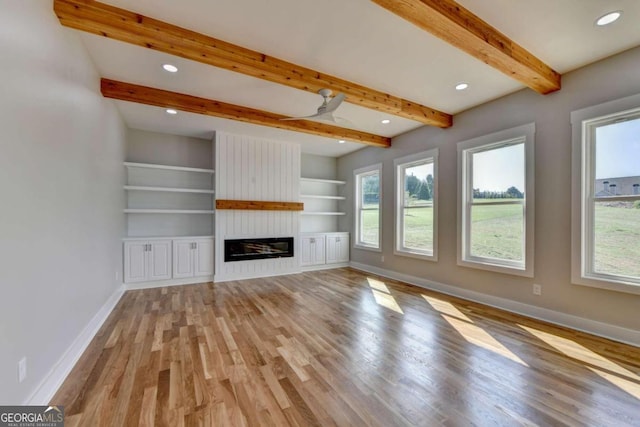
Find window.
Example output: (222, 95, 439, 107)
(394, 149, 438, 260)
(354, 163, 382, 251)
(458, 123, 535, 276)
(572, 96, 640, 293)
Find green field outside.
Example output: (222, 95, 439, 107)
(594, 203, 640, 277)
(362, 202, 640, 277)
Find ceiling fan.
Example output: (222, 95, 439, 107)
(281, 89, 348, 124)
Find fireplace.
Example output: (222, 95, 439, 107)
(224, 237, 294, 262)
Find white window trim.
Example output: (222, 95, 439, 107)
(354, 163, 382, 252)
(571, 93, 640, 295)
(457, 123, 535, 277)
(393, 149, 438, 261)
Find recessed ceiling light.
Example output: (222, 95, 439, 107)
(381, 119, 391, 124)
(596, 11, 622, 26)
(166, 109, 178, 115)
(455, 82, 469, 91)
(338, 140, 346, 144)
(162, 64, 178, 72)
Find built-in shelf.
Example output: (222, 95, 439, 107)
(300, 212, 346, 216)
(124, 162, 214, 174)
(124, 185, 215, 194)
(300, 194, 346, 200)
(300, 176, 346, 229)
(300, 177, 346, 185)
(124, 209, 215, 214)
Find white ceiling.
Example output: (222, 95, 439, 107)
(71, 0, 640, 157)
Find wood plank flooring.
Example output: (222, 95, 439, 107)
(52, 268, 640, 426)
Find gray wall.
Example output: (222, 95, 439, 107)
(301, 153, 337, 180)
(127, 129, 212, 169)
(338, 46, 640, 332)
(0, 2, 126, 403)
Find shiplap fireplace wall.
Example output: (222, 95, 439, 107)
(214, 132, 301, 281)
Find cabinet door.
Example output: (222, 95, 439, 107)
(124, 241, 147, 283)
(336, 234, 350, 263)
(149, 240, 172, 281)
(312, 235, 326, 265)
(301, 235, 325, 266)
(300, 236, 313, 266)
(173, 240, 194, 279)
(326, 234, 349, 264)
(193, 238, 214, 277)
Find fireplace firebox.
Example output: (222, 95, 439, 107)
(224, 237, 294, 262)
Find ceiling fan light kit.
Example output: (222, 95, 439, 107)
(281, 88, 347, 124)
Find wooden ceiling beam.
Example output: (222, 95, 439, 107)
(54, 0, 452, 128)
(371, 0, 561, 94)
(100, 79, 391, 148)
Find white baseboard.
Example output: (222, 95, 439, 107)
(214, 269, 301, 283)
(350, 262, 640, 347)
(24, 285, 125, 405)
(124, 275, 214, 290)
(301, 263, 349, 272)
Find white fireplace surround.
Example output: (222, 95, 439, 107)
(214, 133, 301, 282)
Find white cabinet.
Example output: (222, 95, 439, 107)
(124, 237, 213, 285)
(194, 239, 214, 276)
(301, 232, 349, 269)
(173, 238, 214, 279)
(301, 234, 326, 267)
(124, 240, 172, 283)
(326, 233, 349, 264)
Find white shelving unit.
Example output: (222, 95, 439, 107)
(124, 209, 216, 214)
(300, 212, 346, 216)
(124, 186, 215, 194)
(300, 175, 349, 270)
(300, 177, 346, 232)
(124, 162, 215, 237)
(123, 161, 216, 288)
(124, 162, 214, 174)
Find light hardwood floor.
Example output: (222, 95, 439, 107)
(52, 268, 640, 426)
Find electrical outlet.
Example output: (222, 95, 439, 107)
(18, 357, 27, 383)
(533, 283, 542, 296)
(115, 270, 119, 281)
(381, 255, 385, 262)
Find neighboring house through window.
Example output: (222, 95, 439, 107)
(572, 95, 640, 294)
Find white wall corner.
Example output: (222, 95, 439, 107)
(349, 262, 640, 348)
(24, 285, 125, 405)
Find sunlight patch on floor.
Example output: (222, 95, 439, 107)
(422, 295, 472, 322)
(588, 367, 640, 400)
(367, 278, 390, 293)
(519, 325, 640, 381)
(520, 324, 640, 399)
(444, 315, 528, 366)
(367, 278, 404, 314)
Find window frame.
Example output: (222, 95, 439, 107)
(457, 123, 535, 277)
(354, 163, 382, 252)
(571, 94, 640, 294)
(394, 149, 438, 261)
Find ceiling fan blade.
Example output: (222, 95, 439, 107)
(324, 92, 345, 113)
(279, 114, 318, 121)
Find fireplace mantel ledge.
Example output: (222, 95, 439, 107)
(216, 199, 304, 211)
